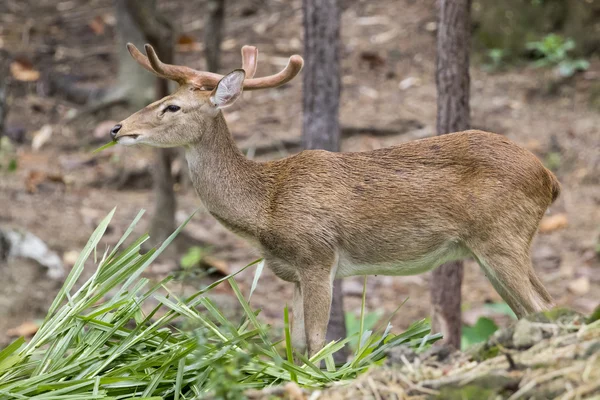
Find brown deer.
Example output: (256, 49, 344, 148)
(111, 43, 560, 357)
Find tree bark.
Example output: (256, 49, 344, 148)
(204, 0, 226, 73)
(124, 0, 178, 246)
(431, 0, 471, 349)
(302, 0, 347, 363)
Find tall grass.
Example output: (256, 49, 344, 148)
(0, 209, 441, 399)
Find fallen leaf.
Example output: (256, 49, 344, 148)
(32, 124, 53, 151)
(201, 256, 230, 276)
(539, 213, 568, 233)
(7, 321, 39, 337)
(88, 15, 105, 35)
(25, 170, 46, 193)
(360, 51, 386, 69)
(176, 34, 201, 52)
(177, 34, 195, 45)
(568, 276, 590, 295)
(25, 170, 65, 193)
(10, 59, 40, 82)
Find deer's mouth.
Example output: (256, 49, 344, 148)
(116, 134, 141, 146)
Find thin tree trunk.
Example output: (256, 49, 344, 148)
(204, 0, 225, 73)
(302, 0, 347, 363)
(124, 0, 178, 246)
(431, 0, 471, 349)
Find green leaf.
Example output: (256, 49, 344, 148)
(461, 317, 499, 350)
(92, 141, 117, 154)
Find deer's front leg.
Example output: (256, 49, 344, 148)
(291, 282, 306, 353)
(300, 270, 334, 357)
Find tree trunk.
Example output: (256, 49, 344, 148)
(124, 0, 178, 246)
(302, 0, 347, 363)
(431, 0, 471, 349)
(204, 0, 226, 73)
(0, 50, 9, 141)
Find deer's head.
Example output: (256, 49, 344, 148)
(111, 44, 303, 147)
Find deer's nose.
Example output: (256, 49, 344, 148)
(110, 124, 122, 140)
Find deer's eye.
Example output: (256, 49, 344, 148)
(165, 105, 181, 112)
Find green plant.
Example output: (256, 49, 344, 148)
(461, 317, 499, 350)
(0, 136, 18, 172)
(345, 311, 382, 352)
(526, 34, 589, 77)
(180, 246, 205, 269)
(483, 48, 506, 71)
(0, 209, 441, 399)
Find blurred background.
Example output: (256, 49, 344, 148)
(0, 0, 598, 347)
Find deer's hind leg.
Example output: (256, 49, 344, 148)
(469, 241, 554, 318)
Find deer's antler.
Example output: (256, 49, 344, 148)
(126, 43, 303, 90)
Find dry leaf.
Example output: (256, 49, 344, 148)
(177, 34, 195, 45)
(539, 214, 569, 233)
(568, 276, 590, 295)
(32, 124, 53, 151)
(10, 60, 40, 82)
(26, 170, 46, 193)
(25, 170, 65, 193)
(201, 256, 230, 276)
(88, 15, 105, 35)
(7, 321, 39, 337)
(176, 34, 201, 52)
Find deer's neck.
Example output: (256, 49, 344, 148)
(185, 113, 268, 241)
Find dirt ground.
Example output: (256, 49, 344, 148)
(0, 0, 599, 345)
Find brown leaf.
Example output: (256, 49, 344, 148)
(177, 34, 201, 52)
(7, 321, 39, 337)
(26, 170, 46, 193)
(539, 214, 568, 233)
(88, 15, 105, 35)
(10, 59, 40, 82)
(25, 170, 65, 193)
(177, 34, 195, 45)
(568, 276, 590, 295)
(201, 256, 230, 276)
(360, 51, 386, 69)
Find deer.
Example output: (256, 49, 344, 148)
(110, 43, 560, 357)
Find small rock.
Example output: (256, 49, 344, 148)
(398, 77, 421, 91)
(539, 214, 568, 233)
(31, 125, 53, 151)
(568, 276, 590, 295)
(283, 382, 304, 400)
(0, 228, 64, 279)
(63, 250, 79, 267)
(512, 319, 543, 349)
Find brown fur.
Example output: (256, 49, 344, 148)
(114, 51, 559, 357)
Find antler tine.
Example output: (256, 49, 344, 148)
(127, 43, 160, 75)
(241, 45, 258, 79)
(143, 44, 224, 88)
(242, 54, 304, 90)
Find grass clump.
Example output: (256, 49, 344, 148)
(0, 209, 441, 399)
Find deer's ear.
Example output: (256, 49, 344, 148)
(210, 69, 245, 108)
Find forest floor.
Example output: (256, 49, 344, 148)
(0, 0, 599, 355)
